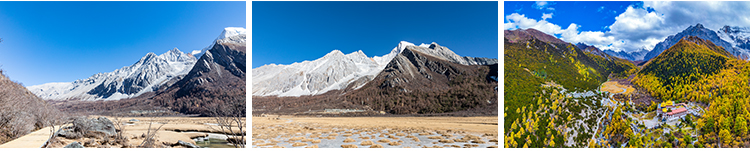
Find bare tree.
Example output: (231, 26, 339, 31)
(139, 117, 166, 148)
(110, 114, 128, 145)
(41, 118, 70, 148)
(208, 91, 246, 148)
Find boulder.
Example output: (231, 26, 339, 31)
(63, 142, 84, 148)
(59, 117, 116, 139)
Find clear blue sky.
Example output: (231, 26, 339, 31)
(252, 1, 498, 68)
(0, 1, 245, 86)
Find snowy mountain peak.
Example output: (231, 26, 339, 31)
(324, 50, 345, 57)
(690, 23, 704, 29)
(218, 27, 246, 40)
(159, 48, 195, 63)
(346, 50, 367, 58)
(168, 47, 180, 54)
(418, 43, 431, 48)
(397, 41, 416, 52)
(140, 52, 158, 62)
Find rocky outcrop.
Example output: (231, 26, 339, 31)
(58, 117, 116, 139)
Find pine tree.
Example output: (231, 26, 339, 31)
(734, 116, 747, 136)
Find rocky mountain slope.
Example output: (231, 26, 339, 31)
(252, 41, 497, 97)
(151, 27, 246, 116)
(344, 45, 498, 114)
(0, 70, 60, 144)
(27, 48, 197, 101)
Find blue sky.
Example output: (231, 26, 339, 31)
(504, 1, 750, 53)
(252, 1, 498, 68)
(0, 1, 245, 86)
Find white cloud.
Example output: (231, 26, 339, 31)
(505, 13, 615, 48)
(534, 1, 548, 9)
(541, 13, 553, 20)
(597, 6, 605, 12)
(506, 1, 750, 53)
(533, 1, 555, 11)
(504, 13, 568, 36)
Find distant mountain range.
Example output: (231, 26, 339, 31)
(603, 48, 649, 62)
(594, 23, 750, 62)
(252, 41, 498, 115)
(27, 28, 245, 102)
(28, 49, 197, 101)
(252, 41, 497, 97)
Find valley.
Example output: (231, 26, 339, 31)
(0, 27, 247, 148)
(505, 25, 750, 148)
(252, 41, 499, 148)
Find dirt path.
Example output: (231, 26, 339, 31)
(0, 126, 56, 148)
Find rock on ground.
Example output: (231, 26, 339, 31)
(64, 142, 84, 148)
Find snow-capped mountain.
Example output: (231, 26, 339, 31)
(252, 49, 386, 97)
(252, 41, 498, 97)
(152, 27, 246, 115)
(603, 48, 649, 61)
(190, 27, 246, 59)
(645, 23, 750, 61)
(717, 25, 750, 60)
(28, 48, 197, 101)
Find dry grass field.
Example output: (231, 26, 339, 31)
(601, 81, 635, 95)
(252, 115, 498, 148)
